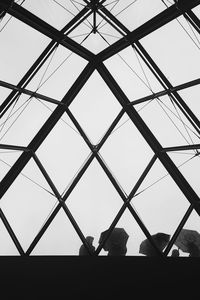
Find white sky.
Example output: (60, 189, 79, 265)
(0, 0, 199, 256)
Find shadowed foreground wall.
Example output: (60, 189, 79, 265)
(0, 256, 199, 298)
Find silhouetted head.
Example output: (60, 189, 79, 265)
(86, 236, 94, 245)
(171, 249, 179, 257)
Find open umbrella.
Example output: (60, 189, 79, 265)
(174, 229, 200, 254)
(139, 232, 170, 256)
(99, 228, 129, 252)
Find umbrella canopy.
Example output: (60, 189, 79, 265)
(139, 233, 170, 256)
(174, 229, 200, 254)
(99, 228, 129, 251)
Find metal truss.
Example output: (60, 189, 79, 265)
(0, 0, 200, 256)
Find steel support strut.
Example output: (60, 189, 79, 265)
(97, 62, 200, 216)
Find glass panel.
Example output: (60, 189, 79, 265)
(178, 85, 200, 121)
(32, 208, 82, 255)
(67, 159, 123, 255)
(70, 70, 121, 144)
(26, 45, 87, 99)
(105, 46, 164, 101)
(22, 0, 78, 30)
(0, 150, 21, 181)
(0, 18, 50, 85)
(169, 151, 200, 198)
(0, 94, 54, 146)
(0, 218, 19, 255)
(100, 113, 154, 194)
(0, 158, 57, 251)
(138, 94, 200, 147)
(105, 0, 172, 31)
(141, 19, 200, 86)
(0, 87, 11, 105)
(36, 114, 91, 193)
(133, 159, 190, 240)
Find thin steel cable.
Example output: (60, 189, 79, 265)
(0, 95, 31, 128)
(98, 31, 120, 39)
(133, 153, 198, 199)
(184, 14, 200, 46)
(97, 0, 120, 30)
(155, 98, 192, 146)
(98, 0, 137, 31)
(0, 94, 19, 136)
(132, 45, 153, 91)
(52, 0, 76, 17)
(104, 0, 119, 8)
(36, 45, 59, 91)
(168, 95, 197, 150)
(61, 152, 92, 197)
(153, 96, 199, 139)
(35, 98, 80, 136)
(162, 0, 200, 50)
(0, 158, 55, 196)
(0, 0, 26, 33)
(0, 97, 33, 142)
(69, 0, 93, 29)
(36, 30, 93, 91)
(71, 0, 85, 7)
(111, 99, 154, 135)
(98, 31, 151, 89)
(98, 152, 128, 197)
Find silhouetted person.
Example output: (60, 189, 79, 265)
(79, 236, 95, 256)
(187, 242, 200, 257)
(171, 249, 180, 257)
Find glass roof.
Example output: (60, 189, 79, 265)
(0, 0, 200, 257)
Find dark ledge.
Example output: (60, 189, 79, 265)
(0, 256, 198, 298)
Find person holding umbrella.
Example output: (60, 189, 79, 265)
(139, 232, 170, 256)
(99, 228, 129, 256)
(175, 229, 200, 257)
